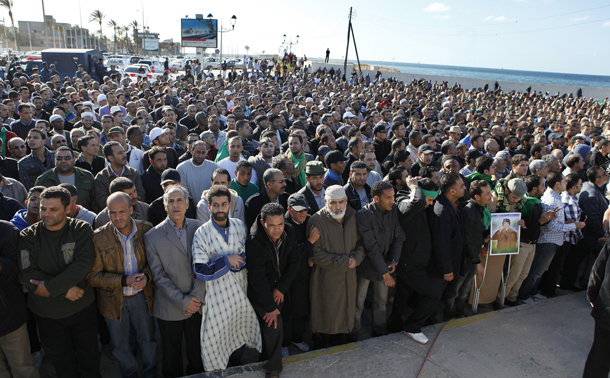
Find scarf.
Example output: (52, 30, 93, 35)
(0, 127, 6, 156)
(288, 150, 307, 187)
(466, 171, 493, 186)
(483, 206, 492, 230)
(494, 180, 526, 213)
(521, 193, 541, 217)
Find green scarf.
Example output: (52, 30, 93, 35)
(521, 193, 541, 216)
(466, 171, 493, 186)
(288, 151, 307, 187)
(214, 139, 230, 163)
(494, 180, 526, 213)
(483, 206, 492, 230)
(0, 127, 6, 156)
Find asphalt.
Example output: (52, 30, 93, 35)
(189, 291, 594, 378)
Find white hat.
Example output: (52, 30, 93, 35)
(224, 90, 232, 96)
(83, 101, 94, 108)
(110, 106, 122, 114)
(325, 185, 347, 201)
(343, 112, 355, 119)
(50, 114, 63, 123)
(97, 94, 107, 102)
(305, 97, 314, 103)
(149, 127, 169, 142)
(399, 98, 407, 104)
(81, 112, 95, 119)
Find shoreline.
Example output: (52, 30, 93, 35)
(310, 61, 610, 99)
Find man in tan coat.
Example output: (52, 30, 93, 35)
(308, 185, 365, 347)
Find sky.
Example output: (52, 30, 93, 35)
(3, 0, 610, 75)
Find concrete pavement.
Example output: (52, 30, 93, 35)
(191, 292, 593, 378)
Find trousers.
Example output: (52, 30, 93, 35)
(354, 276, 389, 334)
(0, 323, 39, 378)
(156, 313, 203, 378)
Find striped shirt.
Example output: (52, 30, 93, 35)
(538, 188, 576, 246)
(115, 219, 140, 296)
(562, 191, 583, 245)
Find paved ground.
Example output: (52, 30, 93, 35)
(190, 292, 593, 378)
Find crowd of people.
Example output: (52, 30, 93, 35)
(1, 55, 610, 378)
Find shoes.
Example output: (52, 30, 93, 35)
(517, 297, 534, 304)
(404, 331, 429, 345)
(371, 330, 388, 338)
(281, 347, 289, 357)
(292, 341, 310, 352)
(504, 298, 520, 307)
(532, 293, 547, 301)
(32, 349, 45, 368)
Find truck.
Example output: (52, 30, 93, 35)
(40, 48, 104, 79)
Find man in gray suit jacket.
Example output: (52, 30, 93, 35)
(144, 185, 205, 378)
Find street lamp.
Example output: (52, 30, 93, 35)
(281, 34, 299, 54)
(207, 14, 237, 65)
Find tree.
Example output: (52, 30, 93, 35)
(129, 20, 139, 54)
(107, 19, 118, 53)
(0, 0, 17, 51)
(120, 26, 129, 52)
(89, 10, 105, 48)
(244, 45, 250, 56)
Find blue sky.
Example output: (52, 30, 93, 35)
(5, 0, 610, 75)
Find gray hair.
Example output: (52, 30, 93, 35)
(263, 168, 283, 187)
(529, 159, 547, 174)
(542, 154, 558, 165)
(162, 184, 189, 206)
(484, 138, 496, 151)
(496, 150, 511, 162)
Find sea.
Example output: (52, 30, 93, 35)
(356, 60, 610, 89)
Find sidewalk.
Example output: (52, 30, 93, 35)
(192, 292, 593, 378)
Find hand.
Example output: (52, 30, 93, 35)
(444, 273, 454, 282)
(126, 273, 145, 286)
(406, 176, 419, 189)
(308, 258, 314, 268)
(272, 289, 284, 305)
(382, 273, 396, 287)
(348, 257, 356, 269)
(388, 261, 397, 274)
(227, 255, 245, 269)
(575, 221, 586, 230)
(476, 263, 485, 276)
(30, 279, 50, 297)
(184, 297, 202, 315)
(65, 286, 84, 301)
(479, 245, 489, 258)
(308, 226, 320, 244)
(517, 220, 526, 229)
(263, 309, 281, 329)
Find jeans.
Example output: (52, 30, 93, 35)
(518, 243, 559, 300)
(583, 322, 610, 378)
(354, 276, 389, 334)
(0, 323, 39, 378)
(388, 265, 441, 333)
(157, 313, 203, 378)
(36, 302, 101, 378)
(104, 293, 157, 378)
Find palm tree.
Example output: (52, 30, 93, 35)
(89, 10, 105, 47)
(120, 26, 129, 52)
(0, 0, 17, 51)
(107, 19, 118, 53)
(129, 20, 139, 54)
(244, 45, 250, 56)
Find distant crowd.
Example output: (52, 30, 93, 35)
(1, 54, 610, 378)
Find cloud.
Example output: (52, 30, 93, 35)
(432, 15, 451, 19)
(570, 16, 588, 22)
(423, 3, 451, 12)
(485, 15, 494, 21)
(485, 16, 508, 22)
(603, 21, 610, 28)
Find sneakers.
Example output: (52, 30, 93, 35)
(32, 349, 45, 368)
(404, 331, 429, 345)
(281, 347, 290, 357)
(532, 293, 547, 301)
(292, 341, 310, 352)
(517, 297, 534, 304)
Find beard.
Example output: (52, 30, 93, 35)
(212, 211, 227, 222)
(329, 207, 346, 220)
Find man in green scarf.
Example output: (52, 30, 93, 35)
(466, 155, 496, 187)
(287, 133, 307, 187)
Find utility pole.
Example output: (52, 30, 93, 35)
(41, 0, 48, 48)
(342, 7, 363, 81)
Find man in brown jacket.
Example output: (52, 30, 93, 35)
(86, 192, 157, 378)
(308, 185, 365, 347)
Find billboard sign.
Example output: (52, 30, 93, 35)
(143, 38, 159, 51)
(181, 18, 217, 48)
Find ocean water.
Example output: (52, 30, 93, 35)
(357, 60, 610, 89)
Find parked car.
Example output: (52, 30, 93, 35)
(203, 57, 219, 70)
(170, 58, 185, 73)
(137, 59, 165, 74)
(124, 64, 156, 83)
(105, 58, 130, 70)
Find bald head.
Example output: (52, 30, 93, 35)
(107, 191, 131, 208)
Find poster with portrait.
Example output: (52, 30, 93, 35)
(489, 213, 521, 255)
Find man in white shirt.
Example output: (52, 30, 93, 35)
(217, 137, 245, 180)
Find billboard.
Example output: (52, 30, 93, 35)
(181, 18, 217, 48)
(143, 38, 159, 51)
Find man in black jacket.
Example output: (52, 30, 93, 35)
(0, 220, 39, 377)
(584, 240, 610, 377)
(247, 203, 300, 378)
(244, 168, 289, 230)
(427, 172, 467, 322)
(298, 161, 325, 215)
(141, 146, 168, 204)
(387, 178, 441, 344)
(354, 181, 405, 338)
(344, 161, 372, 211)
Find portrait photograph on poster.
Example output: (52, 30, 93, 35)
(489, 212, 521, 255)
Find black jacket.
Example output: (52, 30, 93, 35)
(588, 240, 610, 330)
(0, 193, 24, 221)
(0, 221, 27, 338)
(74, 155, 106, 177)
(344, 179, 371, 212)
(298, 184, 322, 216)
(460, 200, 485, 268)
(356, 201, 405, 281)
(589, 149, 609, 169)
(579, 182, 609, 253)
(373, 138, 392, 163)
(141, 166, 164, 204)
(244, 189, 288, 231)
(246, 217, 300, 314)
(284, 176, 302, 196)
(0, 156, 18, 180)
(285, 212, 314, 318)
(147, 196, 197, 226)
(520, 199, 543, 243)
(427, 193, 465, 278)
(396, 187, 431, 268)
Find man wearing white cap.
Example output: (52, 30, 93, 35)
(224, 90, 234, 110)
(308, 185, 365, 346)
(49, 114, 70, 142)
(97, 94, 108, 109)
(142, 127, 179, 170)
